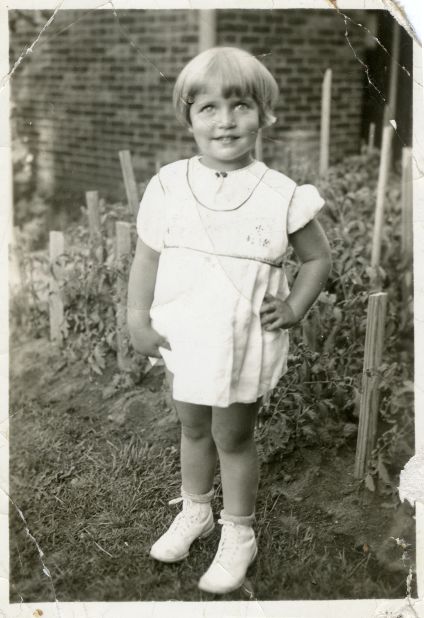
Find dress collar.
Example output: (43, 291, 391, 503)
(188, 156, 269, 212)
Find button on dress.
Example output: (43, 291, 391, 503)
(137, 156, 325, 407)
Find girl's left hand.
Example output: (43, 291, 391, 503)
(260, 294, 299, 331)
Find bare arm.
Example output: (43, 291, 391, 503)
(127, 238, 160, 321)
(260, 219, 332, 330)
(127, 238, 170, 356)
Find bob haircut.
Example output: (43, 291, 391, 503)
(173, 47, 279, 129)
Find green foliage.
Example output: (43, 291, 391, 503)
(11, 199, 142, 377)
(11, 147, 414, 484)
(257, 147, 414, 488)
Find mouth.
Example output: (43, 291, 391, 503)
(214, 136, 239, 144)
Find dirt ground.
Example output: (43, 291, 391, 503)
(9, 337, 417, 602)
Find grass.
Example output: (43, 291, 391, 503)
(9, 347, 415, 602)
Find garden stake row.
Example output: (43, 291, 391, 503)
(44, 133, 405, 480)
(354, 291, 388, 479)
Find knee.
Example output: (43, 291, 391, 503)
(212, 424, 254, 453)
(181, 422, 212, 442)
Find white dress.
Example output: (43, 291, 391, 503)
(137, 156, 325, 407)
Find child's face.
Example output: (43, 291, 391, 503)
(188, 86, 260, 171)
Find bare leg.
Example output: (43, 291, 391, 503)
(212, 400, 260, 516)
(165, 369, 217, 494)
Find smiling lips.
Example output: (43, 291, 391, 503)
(214, 136, 239, 143)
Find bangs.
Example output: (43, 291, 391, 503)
(173, 47, 279, 127)
(187, 52, 259, 102)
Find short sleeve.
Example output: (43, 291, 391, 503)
(287, 184, 325, 235)
(136, 174, 166, 252)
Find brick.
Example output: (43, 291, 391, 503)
(9, 8, 382, 201)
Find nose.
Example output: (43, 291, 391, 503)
(216, 106, 236, 128)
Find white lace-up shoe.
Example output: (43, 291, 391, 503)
(149, 489, 215, 563)
(198, 516, 257, 594)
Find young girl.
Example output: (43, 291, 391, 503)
(127, 47, 331, 595)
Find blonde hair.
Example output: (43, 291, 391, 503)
(173, 47, 279, 128)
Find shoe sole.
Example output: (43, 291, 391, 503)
(149, 522, 215, 563)
(198, 546, 258, 594)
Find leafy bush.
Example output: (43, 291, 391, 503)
(258, 147, 413, 489)
(10, 147, 414, 484)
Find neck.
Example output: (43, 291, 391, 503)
(198, 154, 255, 172)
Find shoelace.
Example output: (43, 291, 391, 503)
(216, 519, 238, 563)
(166, 496, 205, 534)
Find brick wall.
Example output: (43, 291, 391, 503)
(216, 10, 369, 173)
(10, 9, 381, 208)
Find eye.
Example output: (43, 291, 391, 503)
(200, 104, 214, 113)
(235, 101, 248, 109)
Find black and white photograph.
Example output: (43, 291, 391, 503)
(3, 1, 423, 614)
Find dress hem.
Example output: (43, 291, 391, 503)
(171, 370, 288, 408)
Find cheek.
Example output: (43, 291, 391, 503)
(244, 119, 260, 135)
(195, 118, 217, 134)
(243, 112, 260, 131)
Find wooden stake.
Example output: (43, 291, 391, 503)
(319, 68, 332, 176)
(49, 231, 65, 344)
(371, 125, 393, 275)
(119, 150, 139, 217)
(354, 292, 388, 479)
(85, 190, 104, 261)
(367, 122, 376, 152)
(401, 146, 413, 262)
(115, 221, 132, 371)
(255, 130, 263, 161)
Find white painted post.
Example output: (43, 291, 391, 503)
(371, 125, 393, 273)
(319, 68, 332, 176)
(354, 292, 388, 479)
(198, 9, 216, 51)
(49, 231, 65, 344)
(119, 150, 139, 217)
(115, 221, 132, 371)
